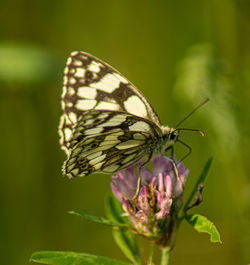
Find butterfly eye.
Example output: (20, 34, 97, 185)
(169, 132, 177, 141)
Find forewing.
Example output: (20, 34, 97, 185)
(62, 110, 161, 178)
(59, 51, 161, 153)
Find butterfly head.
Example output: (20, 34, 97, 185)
(161, 126, 179, 145)
(168, 128, 179, 142)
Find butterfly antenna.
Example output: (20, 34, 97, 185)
(176, 128, 205, 136)
(174, 98, 209, 128)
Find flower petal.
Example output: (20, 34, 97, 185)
(138, 186, 151, 213)
(152, 156, 173, 177)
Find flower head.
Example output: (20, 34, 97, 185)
(111, 156, 189, 246)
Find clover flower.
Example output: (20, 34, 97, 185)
(111, 156, 189, 246)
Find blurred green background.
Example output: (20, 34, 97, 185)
(0, 1, 249, 264)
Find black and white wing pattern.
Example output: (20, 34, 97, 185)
(59, 52, 168, 178)
(63, 110, 164, 178)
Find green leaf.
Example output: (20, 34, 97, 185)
(69, 211, 129, 228)
(31, 251, 132, 265)
(184, 156, 214, 211)
(105, 193, 141, 265)
(185, 214, 222, 243)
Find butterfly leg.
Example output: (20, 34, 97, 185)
(164, 146, 183, 190)
(133, 152, 153, 200)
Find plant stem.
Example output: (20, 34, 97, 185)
(148, 243, 154, 265)
(160, 247, 171, 265)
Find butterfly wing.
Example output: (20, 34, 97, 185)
(59, 51, 161, 153)
(63, 110, 162, 178)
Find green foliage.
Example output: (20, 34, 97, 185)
(0, 43, 58, 85)
(185, 214, 222, 243)
(105, 194, 142, 265)
(173, 44, 239, 154)
(184, 156, 214, 211)
(68, 211, 130, 228)
(31, 251, 132, 265)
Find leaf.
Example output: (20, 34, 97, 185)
(184, 156, 214, 211)
(69, 211, 129, 228)
(31, 251, 132, 265)
(105, 193, 141, 265)
(185, 214, 222, 243)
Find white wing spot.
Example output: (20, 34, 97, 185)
(78, 86, 97, 99)
(68, 157, 76, 165)
(124, 149, 137, 155)
(69, 112, 77, 123)
(94, 161, 105, 170)
(124, 95, 147, 118)
(71, 168, 79, 176)
(61, 101, 65, 109)
(73, 60, 82, 67)
(68, 87, 75, 96)
(63, 77, 68, 85)
(100, 115, 126, 127)
(75, 99, 97, 110)
(66, 57, 72, 65)
(84, 127, 103, 135)
(64, 67, 69, 75)
(129, 121, 151, 133)
(113, 73, 128, 84)
(95, 101, 120, 111)
(64, 128, 72, 142)
(79, 53, 88, 60)
(72, 147, 82, 156)
(133, 133, 146, 140)
(116, 140, 142, 150)
(69, 77, 76, 85)
(87, 61, 102, 73)
(104, 135, 119, 141)
(103, 164, 120, 173)
(99, 141, 120, 148)
(122, 153, 137, 164)
(71, 51, 79, 56)
(82, 138, 95, 145)
(62, 86, 67, 97)
(87, 151, 103, 160)
(85, 119, 95, 125)
(64, 114, 72, 125)
(67, 163, 75, 172)
(75, 68, 86, 78)
(98, 113, 110, 119)
(89, 154, 107, 165)
(90, 73, 120, 93)
(66, 102, 73, 107)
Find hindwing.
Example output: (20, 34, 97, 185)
(63, 110, 162, 178)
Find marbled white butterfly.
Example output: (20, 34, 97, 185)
(59, 52, 204, 178)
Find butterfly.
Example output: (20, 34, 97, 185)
(59, 51, 181, 178)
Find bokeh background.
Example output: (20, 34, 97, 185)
(0, 1, 249, 265)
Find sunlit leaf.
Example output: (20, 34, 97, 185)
(31, 251, 132, 265)
(185, 214, 222, 243)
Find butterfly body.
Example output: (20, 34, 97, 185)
(59, 52, 179, 178)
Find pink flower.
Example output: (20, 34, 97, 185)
(111, 156, 189, 245)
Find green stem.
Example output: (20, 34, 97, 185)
(148, 243, 154, 265)
(160, 247, 171, 265)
